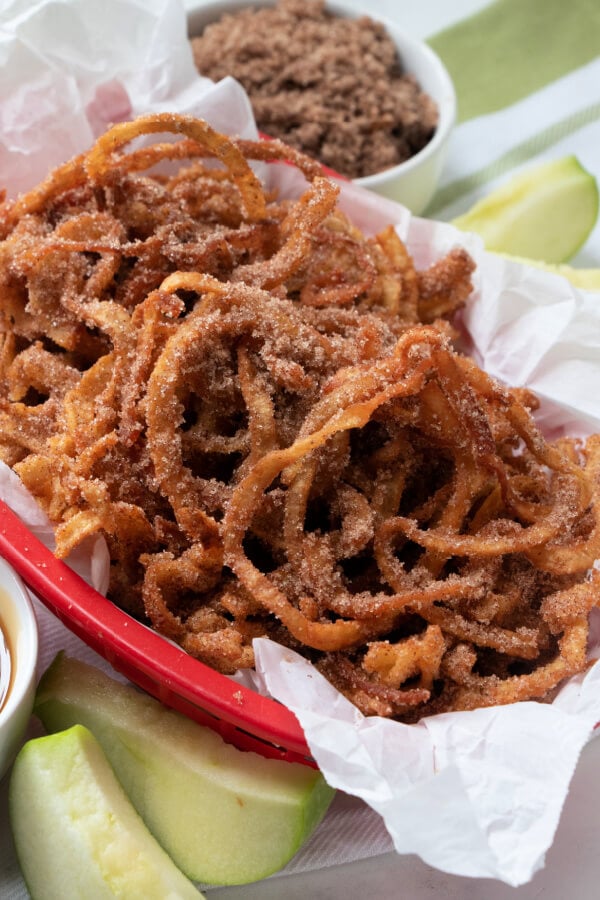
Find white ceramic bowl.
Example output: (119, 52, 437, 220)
(0, 556, 38, 779)
(187, 0, 456, 214)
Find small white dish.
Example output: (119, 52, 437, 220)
(0, 556, 38, 779)
(187, 0, 456, 214)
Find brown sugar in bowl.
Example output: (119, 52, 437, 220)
(188, 0, 456, 213)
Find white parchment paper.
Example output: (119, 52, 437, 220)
(2, 0, 600, 889)
(0, 0, 257, 197)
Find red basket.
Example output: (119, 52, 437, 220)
(0, 499, 312, 766)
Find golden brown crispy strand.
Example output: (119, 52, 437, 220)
(0, 113, 597, 717)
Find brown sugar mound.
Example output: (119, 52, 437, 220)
(191, 0, 438, 179)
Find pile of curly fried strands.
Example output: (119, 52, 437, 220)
(1, 113, 599, 720)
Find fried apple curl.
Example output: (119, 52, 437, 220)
(0, 113, 598, 721)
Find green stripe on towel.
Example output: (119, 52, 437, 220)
(427, 99, 600, 215)
(429, 0, 600, 123)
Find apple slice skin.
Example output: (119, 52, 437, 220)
(452, 156, 599, 264)
(9, 724, 203, 900)
(34, 653, 335, 886)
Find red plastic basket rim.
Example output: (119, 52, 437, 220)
(0, 499, 312, 764)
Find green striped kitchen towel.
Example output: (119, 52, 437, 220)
(425, 0, 600, 265)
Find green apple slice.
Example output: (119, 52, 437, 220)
(452, 156, 599, 263)
(34, 653, 335, 886)
(9, 725, 203, 900)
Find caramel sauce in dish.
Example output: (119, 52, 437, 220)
(0, 602, 13, 712)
